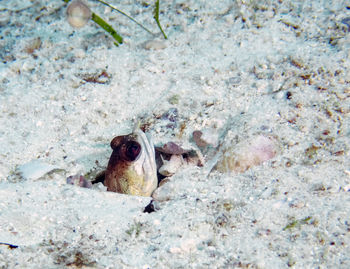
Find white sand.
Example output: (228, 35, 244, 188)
(0, 0, 349, 267)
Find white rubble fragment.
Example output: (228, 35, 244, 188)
(152, 179, 176, 201)
(143, 40, 167, 50)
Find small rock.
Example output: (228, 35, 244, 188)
(143, 40, 167, 50)
(152, 179, 176, 201)
(215, 135, 278, 173)
(66, 0, 92, 29)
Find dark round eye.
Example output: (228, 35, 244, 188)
(125, 141, 141, 161)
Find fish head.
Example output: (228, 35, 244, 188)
(104, 128, 157, 196)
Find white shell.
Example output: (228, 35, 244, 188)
(66, 0, 91, 29)
(158, 155, 184, 177)
(215, 135, 278, 173)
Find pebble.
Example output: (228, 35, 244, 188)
(215, 135, 278, 173)
(66, 0, 91, 29)
(143, 40, 167, 50)
(152, 179, 176, 201)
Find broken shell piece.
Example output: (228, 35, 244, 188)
(67, 174, 92, 188)
(215, 135, 278, 173)
(159, 155, 184, 177)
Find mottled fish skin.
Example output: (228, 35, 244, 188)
(104, 127, 157, 197)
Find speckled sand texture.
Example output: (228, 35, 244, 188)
(0, 0, 350, 268)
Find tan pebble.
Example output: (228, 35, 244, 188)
(67, 0, 91, 29)
(152, 179, 176, 201)
(215, 135, 278, 173)
(143, 40, 167, 50)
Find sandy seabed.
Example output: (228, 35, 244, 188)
(0, 0, 350, 268)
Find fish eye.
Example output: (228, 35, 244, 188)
(125, 141, 141, 161)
